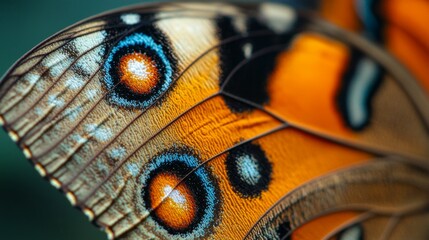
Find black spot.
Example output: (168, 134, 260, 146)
(276, 220, 292, 240)
(216, 16, 297, 112)
(225, 143, 272, 198)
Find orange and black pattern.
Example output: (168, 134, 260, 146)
(0, 2, 428, 240)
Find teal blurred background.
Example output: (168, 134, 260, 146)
(0, 1, 155, 239)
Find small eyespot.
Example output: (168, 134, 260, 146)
(226, 143, 272, 198)
(103, 33, 174, 109)
(140, 150, 219, 237)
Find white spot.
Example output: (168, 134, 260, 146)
(66, 192, 77, 206)
(348, 57, 378, 128)
(94, 128, 112, 142)
(34, 163, 47, 177)
(64, 106, 82, 121)
(106, 227, 115, 240)
(261, 4, 297, 34)
(109, 146, 126, 160)
(71, 134, 87, 144)
(86, 89, 99, 101)
(83, 208, 95, 221)
(73, 31, 106, 55)
(121, 13, 141, 25)
(85, 124, 112, 142)
(25, 73, 40, 85)
(163, 185, 186, 205)
(65, 76, 85, 90)
(97, 163, 109, 174)
(339, 225, 362, 240)
(233, 17, 247, 34)
(128, 59, 150, 79)
(85, 123, 97, 132)
(49, 58, 73, 78)
(126, 163, 139, 177)
(42, 51, 69, 68)
(8, 130, 19, 142)
(237, 155, 261, 186)
(34, 107, 44, 116)
(23, 147, 32, 158)
(50, 178, 62, 189)
(243, 43, 253, 59)
(75, 46, 104, 75)
(48, 94, 65, 107)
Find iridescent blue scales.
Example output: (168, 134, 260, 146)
(0, 2, 429, 240)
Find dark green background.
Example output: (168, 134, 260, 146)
(0, 1, 313, 239)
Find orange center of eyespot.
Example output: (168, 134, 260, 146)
(118, 52, 159, 94)
(148, 172, 197, 231)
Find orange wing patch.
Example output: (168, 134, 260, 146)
(382, 0, 429, 92)
(206, 128, 371, 239)
(266, 32, 429, 160)
(267, 33, 352, 135)
(321, 0, 361, 31)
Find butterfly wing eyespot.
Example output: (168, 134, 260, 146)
(139, 150, 219, 237)
(225, 143, 272, 198)
(103, 32, 175, 109)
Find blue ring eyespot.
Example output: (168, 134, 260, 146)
(103, 33, 174, 108)
(140, 150, 219, 238)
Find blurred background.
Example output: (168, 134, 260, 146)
(0, 0, 316, 239)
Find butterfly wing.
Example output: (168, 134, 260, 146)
(320, 0, 429, 92)
(245, 160, 429, 239)
(0, 2, 428, 239)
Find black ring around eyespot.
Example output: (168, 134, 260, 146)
(103, 33, 174, 108)
(140, 151, 219, 237)
(226, 143, 272, 198)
